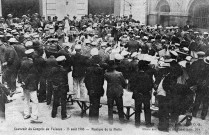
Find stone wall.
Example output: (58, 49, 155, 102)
(147, 0, 209, 28)
(118, 0, 147, 24)
(40, 0, 88, 20)
(147, 0, 192, 27)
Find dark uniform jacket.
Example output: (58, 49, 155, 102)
(13, 44, 26, 60)
(49, 65, 69, 89)
(4, 46, 20, 71)
(33, 56, 46, 76)
(45, 56, 57, 79)
(105, 70, 126, 98)
(188, 59, 206, 86)
(125, 39, 140, 53)
(119, 58, 130, 79)
(85, 63, 105, 97)
(24, 66, 39, 91)
(70, 53, 88, 78)
(129, 71, 153, 99)
(19, 58, 33, 83)
(0, 83, 9, 118)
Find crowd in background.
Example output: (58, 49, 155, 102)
(0, 12, 209, 132)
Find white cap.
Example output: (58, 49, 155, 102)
(11, 29, 17, 33)
(203, 32, 209, 35)
(33, 34, 39, 38)
(25, 41, 33, 47)
(128, 28, 133, 31)
(6, 33, 13, 37)
(186, 56, 192, 61)
(7, 14, 12, 17)
(8, 38, 18, 43)
(183, 47, 189, 52)
(158, 26, 163, 29)
(164, 59, 175, 63)
(101, 42, 108, 47)
(25, 49, 34, 54)
(143, 36, 148, 40)
(75, 45, 82, 50)
(85, 39, 91, 44)
(161, 39, 166, 42)
(142, 54, 152, 61)
(175, 43, 180, 46)
(123, 34, 128, 38)
(114, 54, 123, 60)
(151, 39, 155, 42)
(90, 48, 99, 56)
(131, 52, 138, 58)
(24, 34, 30, 38)
(91, 42, 97, 46)
(121, 50, 129, 56)
(105, 47, 112, 53)
(56, 56, 66, 62)
(197, 51, 205, 56)
(178, 61, 187, 68)
(170, 51, 178, 57)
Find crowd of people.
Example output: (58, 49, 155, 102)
(0, 12, 209, 132)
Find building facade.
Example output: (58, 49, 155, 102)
(147, 0, 209, 28)
(0, 0, 208, 28)
(40, 0, 147, 23)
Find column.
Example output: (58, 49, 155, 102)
(0, 0, 2, 16)
(114, 0, 121, 16)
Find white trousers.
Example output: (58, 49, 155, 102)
(23, 90, 39, 119)
(73, 77, 87, 99)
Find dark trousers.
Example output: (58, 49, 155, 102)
(38, 77, 46, 102)
(193, 90, 209, 119)
(0, 96, 5, 120)
(5, 70, 17, 92)
(135, 94, 151, 125)
(52, 88, 67, 118)
(89, 95, 100, 121)
(107, 96, 124, 121)
(170, 95, 181, 123)
(158, 95, 170, 131)
(46, 81, 53, 105)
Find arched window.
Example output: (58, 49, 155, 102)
(192, 5, 209, 28)
(160, 5, 170, 12)
(155, 0, 170, 26)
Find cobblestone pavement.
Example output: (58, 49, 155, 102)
(0, 76, 209, 135)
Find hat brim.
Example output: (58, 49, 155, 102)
(176, 51, 189, 55)
(204, 58, 209, 64)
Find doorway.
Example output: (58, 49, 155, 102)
(2, 0, 40, 18)
(160, 15, 170, 26)
(88, 0, 114, 15)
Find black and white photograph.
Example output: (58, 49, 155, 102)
(0, 0, 209, 135)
